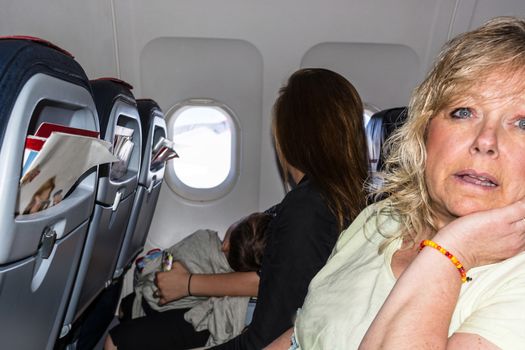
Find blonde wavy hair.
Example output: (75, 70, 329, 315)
(374, 16, 525, 249)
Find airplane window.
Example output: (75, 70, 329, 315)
(165, 100, 239, 201)
(171, 106, 231, 188)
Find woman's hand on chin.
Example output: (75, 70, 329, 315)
(433, 200, 525, 270)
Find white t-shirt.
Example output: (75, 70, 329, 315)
(294, 203, 525, 350)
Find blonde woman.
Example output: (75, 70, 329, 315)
(269, 16, 525, 350)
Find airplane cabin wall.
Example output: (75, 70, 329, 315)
(1, 0, 525, 247)
(0, 0, 118, 78)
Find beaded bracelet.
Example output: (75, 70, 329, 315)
(419, 239, 472, 283)
(187, 273, 193, 296)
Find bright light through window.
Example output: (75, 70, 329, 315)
(171, 106, 232, 189)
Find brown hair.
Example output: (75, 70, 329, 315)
(227, 212, 272, 272)
(273, 68, 368, 230)
(376, 16, 525, 247)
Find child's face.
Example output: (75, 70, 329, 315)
(222, 221, 240, 255)
(221, 230, 231, 255)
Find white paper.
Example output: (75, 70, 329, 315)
(18, 132, 119, 215)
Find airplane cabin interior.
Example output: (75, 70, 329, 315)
(1, 0, 525, 349)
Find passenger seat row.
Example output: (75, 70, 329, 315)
(0, 36, 167, 350)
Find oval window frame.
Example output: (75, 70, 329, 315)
(164, 98, 240, 202)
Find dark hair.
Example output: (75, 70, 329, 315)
(273, 68, 369, 230)
(227, 212, 272, 272)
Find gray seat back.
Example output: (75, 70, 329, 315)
(113, 98, 167, 278)
(0, 36, 99, 350)
(60, 78, 142, 337)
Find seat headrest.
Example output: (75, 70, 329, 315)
(0, 35, 73, 57)
(89, 78, 136, 138)
(92, 77, 133, 90)
(0, 36, 88, 148)
(366, 107, 407, 172)
(366, 107, 407, 194)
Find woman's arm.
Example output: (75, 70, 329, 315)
(360, 201, 525, 350)
(360, 242, 466, 349)
(154, 261, 259, 305)
(264, 328, 294, 350)
(211, 183, 339, 349)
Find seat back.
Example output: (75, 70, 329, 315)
(0, 37, 99, 350)
(366, 107, 407, 189)
(60, 78, 142, 337)
(64, 99, 168, 350)
(113, 98, 167, 278)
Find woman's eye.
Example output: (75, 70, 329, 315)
(514, 118, 525, 130)
(450, 108, 472, 119)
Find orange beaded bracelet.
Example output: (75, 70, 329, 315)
(419, 239, 472, 283)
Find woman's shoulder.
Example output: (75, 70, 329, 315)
(333, 201, 400, 252)
(451, 251, 525, 348)
(467, 251, 525, 289)
(277, 179, 337, 228)
(268, 178, 337, 242)
(280, 178, 327, 212)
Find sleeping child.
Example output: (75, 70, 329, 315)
(113, 212, 272, 347)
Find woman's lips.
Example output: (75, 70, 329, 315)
(454, 170, 498, 187)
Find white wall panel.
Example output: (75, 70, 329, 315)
(468, 0, 525, 29)
(140, 37, 263, 246)
(301, 43, 420, 109)
(0, 0, 118, 79)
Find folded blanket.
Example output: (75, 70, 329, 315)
(132, 229, 249, 346)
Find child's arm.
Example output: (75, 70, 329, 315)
(154, 261, 259, 305)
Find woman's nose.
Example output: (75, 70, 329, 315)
(470, 122, 499, 157)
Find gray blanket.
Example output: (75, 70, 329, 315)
(132, 229, 249, 347)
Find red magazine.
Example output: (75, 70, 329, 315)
(34, 122, 99, 139)
(25, 135, 46, 151)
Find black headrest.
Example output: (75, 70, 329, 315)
(367, 107, 407, 172)
(0, 35, 74, 57)
(89, 78, 136, 138)
(0, 37, 89, 148)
